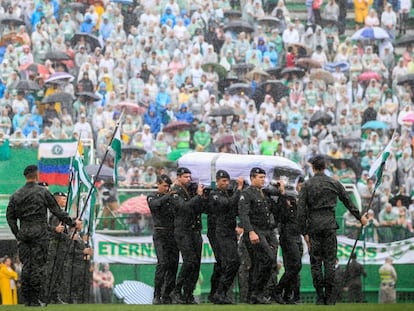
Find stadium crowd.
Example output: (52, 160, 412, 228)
(0, 0, 413, 245)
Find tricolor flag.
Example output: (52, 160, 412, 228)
(38, 140, 77, 186)
(110, 127, 122, 185)
(369, 133, 397, 191)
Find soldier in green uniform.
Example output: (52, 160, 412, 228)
(6, 165, 82, 306)
(298, 155, 367, 305)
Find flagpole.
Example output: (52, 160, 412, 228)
(45, 140, 80, 305)
(78, 108, 125, 222)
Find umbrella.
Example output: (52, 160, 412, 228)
(162, 121, 192, 133)
(389, 195, 411, 207)
(288, 43, 311, 57)
(209, 106, 236, 117)
(296, 58, 322, 69)
(402, 112, 414, 123)
(361, 120, 389, 130)
(246, 68, 270, 80)
(396, 34, 414, 46)
(223, 10, 242, 19)
(19, 62, 50, 75)
(0, 32, 24, 46)
(118, 196, 150, 215)
(214, 134, 242, 146)
(68, 2, 87, 12)
(116, 102, 146, 114)
(167, 148, 192, 161)
(144, 157, 175, 169)
(113, 280, 154, 304)
(0, 17, 25, 26)
(224, 20, 254, 33)
(41, 92, 75, 104)
(265, 67, 283, 78)
(397, 74, 414, 86)
(76, 91, 101, 101)
(309, 111, 333, 127)
(85, 164, 126, 181)
(44, 50, 71, 61)
(329, 158, 359, 176)
(281, 67, 306, 79)
(309, 69, 335, 84)
(324, 61, 350, 73)
(231, 63, 255, 75)
(121, 146, 146, 155)
(70, 32, 101, 51)
(218, 77, 244, 92)
(258, 80, 290, 103)
(201, 63, 227, 79)
(257, 16, 280, 28)
(351, 26, 390, 40)
(15, 80, 40, 91)
(45, 72, 75, 83)
(227, 83, 251, 96)
(358, 71, 382, 82)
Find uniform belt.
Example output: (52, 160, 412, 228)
(154, 227, 173, 230)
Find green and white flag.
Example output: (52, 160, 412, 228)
(369, 133, 397, 191)
(111, 126, 122, 185)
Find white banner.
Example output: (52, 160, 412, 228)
(94, 233, 414, 265)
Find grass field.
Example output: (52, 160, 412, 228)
(4, 303, 412, 310)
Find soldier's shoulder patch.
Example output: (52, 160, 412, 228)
(213, 195, 218, 201)
(240, 195, 245, 201)
(147, 197, 153, 202)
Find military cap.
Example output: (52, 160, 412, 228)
(159, 174, 172, 185)
(177, 167, 191, 176)
(216, 169, 230, 180)
(24, 165, 38, 176)
(310, 155, 326, 167)
(38, 181, 49, 187)
(250, 167, 266, 176)
(53, 192, 67, 197)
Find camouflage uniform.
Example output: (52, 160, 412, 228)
(347, 257, 367, 302)
(274, 194, 303, 303)
(43, 212, 70, 303)
(147, 191, 179, 303)
(208, 187, 242, 303)
(6, 182, 76, 306)
(238, 186, 278, 304)
(170, 184, 206, 303)
(298, 172, 363, 305)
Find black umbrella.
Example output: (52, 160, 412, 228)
(258, 80, 289, 103)
(41, 92, 75, 104)
(389, 195, 411, 208)
(281, 67, 306, 79)
(265, 67, 283, 78)
(328, 158, 359, 177)
(121, 146, 146, 155)
(162, 121, 192, 133)
(76, 91, 101, 101)
(224, 20, 254, 33)
(231, 63, 255, 75)
(218, 77, 244, 92)
(44, 50, 71, 61)
(397, 74, 414, 86)
(70, 32, 101, 51)
(214, 134, 242, 146)
(396, 34, 414, 46)
(1, 16, 25, 26)
(223, 10, 242, 19)
(257, 16, 280, 28)
(15, 80, 40, 91)
(309, 111, 333, 127)
(209, 106, 236, 117)
(85, 164, 126, 182)
(227, 83, 251, 96)
(68, 2, 87, 12)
